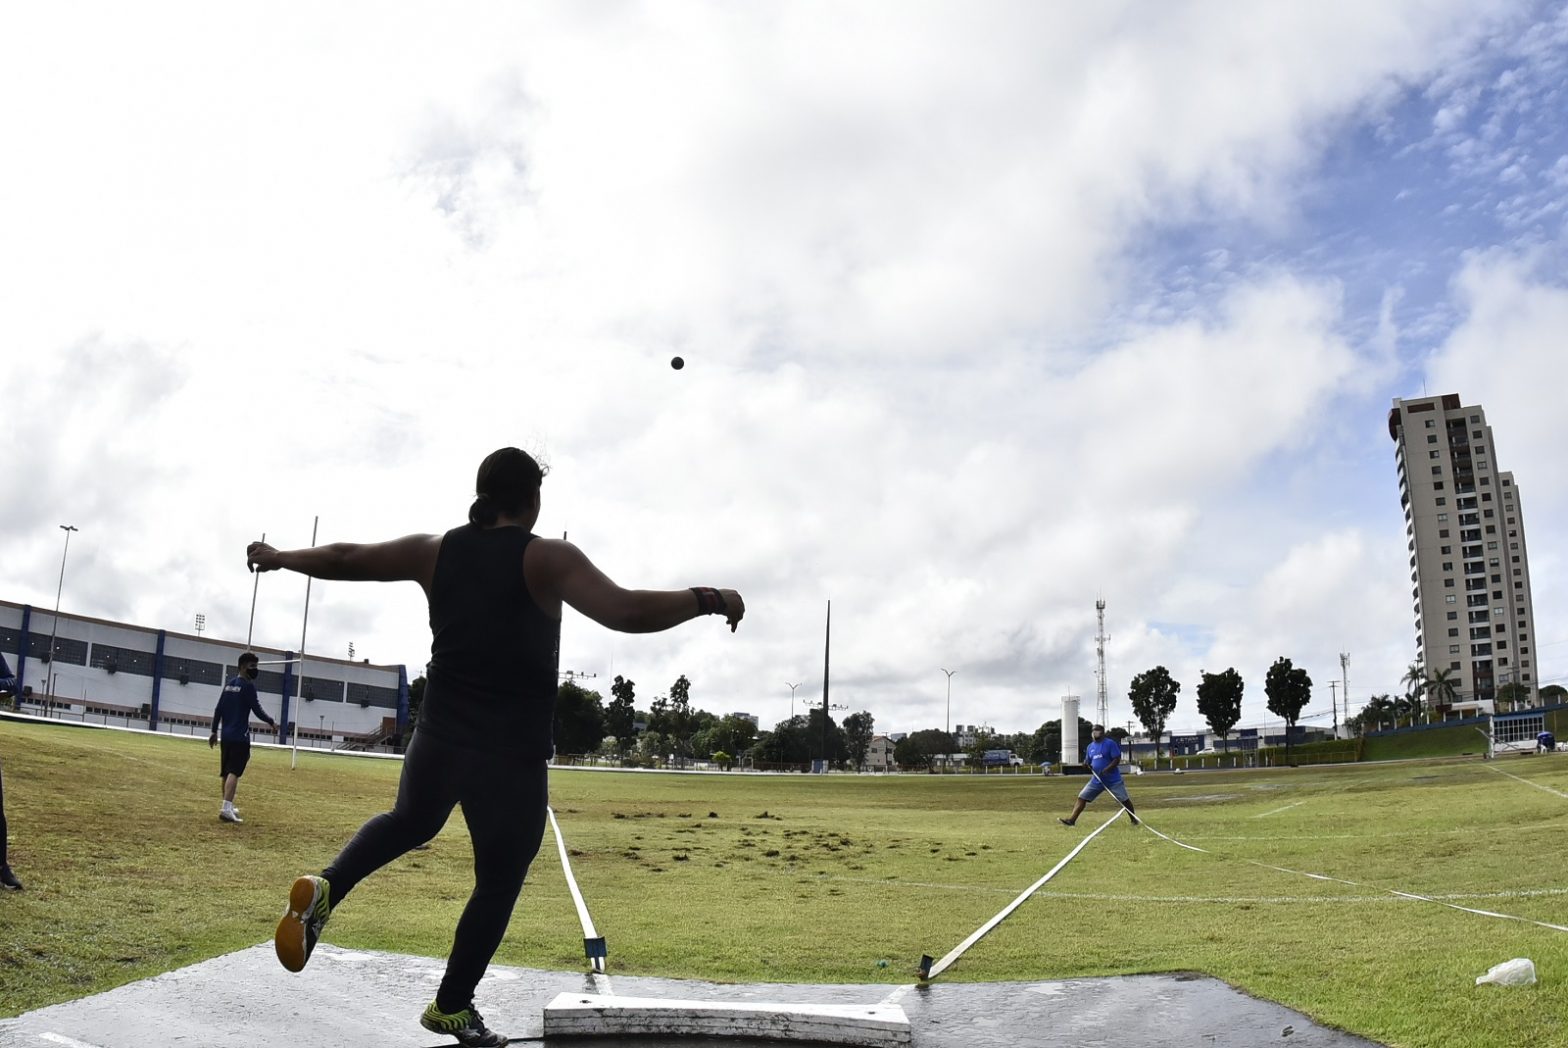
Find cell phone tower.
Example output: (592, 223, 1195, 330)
(1094, 598, 1110, 731)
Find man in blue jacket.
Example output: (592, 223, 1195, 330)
(209, 653, 276, 823)
(1059, 724, 1139, 827)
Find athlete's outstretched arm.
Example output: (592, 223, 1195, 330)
(526, 539, 744, 634)
(247, 536, 441, 589)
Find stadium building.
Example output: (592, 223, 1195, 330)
(0, 598, 409, 750)
(1388, 394, 1539, 714)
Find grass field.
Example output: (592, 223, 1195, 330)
(2, 717, 1566, 1048)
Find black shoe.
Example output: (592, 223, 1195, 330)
(1057, 818, 1075, 827)
(421, 1001, 508, 1047)
(0, 865, 22, 891)
(1129, 813, 1141, 826)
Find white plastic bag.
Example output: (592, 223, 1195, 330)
(1475, 958, 1536, 987)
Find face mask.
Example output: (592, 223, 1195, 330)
(245, 666, 258, 680)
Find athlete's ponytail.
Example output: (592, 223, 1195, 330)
(469, 447, 548, 527)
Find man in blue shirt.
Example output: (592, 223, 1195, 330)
(1059, 724, 1139, 827)
(209, 653, 276, 824)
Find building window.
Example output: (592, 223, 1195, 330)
(1438, 513, 1449, 522)
(1441, 545, 1452, 554)
(1445, 579, 1456, 588)
(1427, 434, 1438, 443)
(1425, 419, 1436, 428)
(1429, 450, 1441, 459)
(1446, 595, 1457, 604)
(1434, 482, 1445, 490)
(1442, 562, 1453, 571)
(1449, 645, 1460, 654)
(1440, 529, 1450, 538)
(1470, 415, 1479, 423)
(1436, 497, 1447, 506)
(1447, 612, 1458, 620)
(1451, 661, 1462, 670)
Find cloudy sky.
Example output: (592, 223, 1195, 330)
(5, 2, 1567, 739)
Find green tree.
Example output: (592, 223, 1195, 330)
(1540, 684, 1567, 705)
(1495, 681, 1530, 713)
(893, 729, 952, 771)
(647, 693, 672, 736)
(1029, 717, 1095, 766)
(709, 714, 758, 762)
(805, 707, 848, 768)
(554, 680, 606, 756)
(1129, 666, 1181, 766)
(1357, 694, 1397, 734)
(668, 675, 694, 765)
(1265, 657, 1312, 763)
(842, 711, 875, 771)
(1401, 663, 1427, 705)
(1425, 667, 1458, 719)
(756, 716, 811, 767)
(405, 673, 427, 726)
(606, 675, 637, 754)
(1196, 668, 1244, 753)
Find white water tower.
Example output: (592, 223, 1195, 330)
(1062, 695, 1080, 766)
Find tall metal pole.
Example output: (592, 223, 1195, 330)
(940, 667, 956, 771)
(1338, 652, 1349, 738)
(786, 681, 801, 722)
(1095, 599, 1110, 731)
(820, 601, 831, 771)
(46, 524, 79, 708)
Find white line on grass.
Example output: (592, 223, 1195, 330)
(1251, 801, 1306, 819)
(1484, 763, 1568, 799)
(1137, 819, 1568, 934)
(820, 877, 1568, 905)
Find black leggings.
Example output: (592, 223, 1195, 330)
(323, 732, 548, 1011)
(0, 762, 8, 866)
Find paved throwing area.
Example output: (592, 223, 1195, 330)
(0, 944, 1384, 1047)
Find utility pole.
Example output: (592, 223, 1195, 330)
(821, 600, 831, 771)
(1329, 681, 1338, 738)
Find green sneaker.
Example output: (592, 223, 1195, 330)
(274, 874, 330, 972)
(420, 1001, 508, 1047)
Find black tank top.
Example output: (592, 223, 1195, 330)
(420, 524, 560, 756)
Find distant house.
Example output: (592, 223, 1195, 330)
(867, 733, 897, 772)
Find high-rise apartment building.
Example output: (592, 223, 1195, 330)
(1388, 394, 1537, 713)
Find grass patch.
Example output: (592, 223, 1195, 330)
(2, 720, 1567, 1047)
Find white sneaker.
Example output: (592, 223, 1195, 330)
(220, 809, 244, 823)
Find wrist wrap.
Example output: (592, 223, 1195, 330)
(691, 587, 728, 615)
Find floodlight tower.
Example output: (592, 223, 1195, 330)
(1094, 599, 1110, 732)
(1338, 652, 1349, 739)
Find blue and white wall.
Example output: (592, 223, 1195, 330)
(0, 599, 407, 743)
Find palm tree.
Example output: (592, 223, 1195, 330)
(1362, 694, 1397, 733)
(1426, 668, 1459, 721)
(1401, 663, 1428, 726)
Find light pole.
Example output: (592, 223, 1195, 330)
(786, 681, 801, 721)
(194, 613, 206, 638)
(45, 524, 79, 713)
(940, 667, 956, 770)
